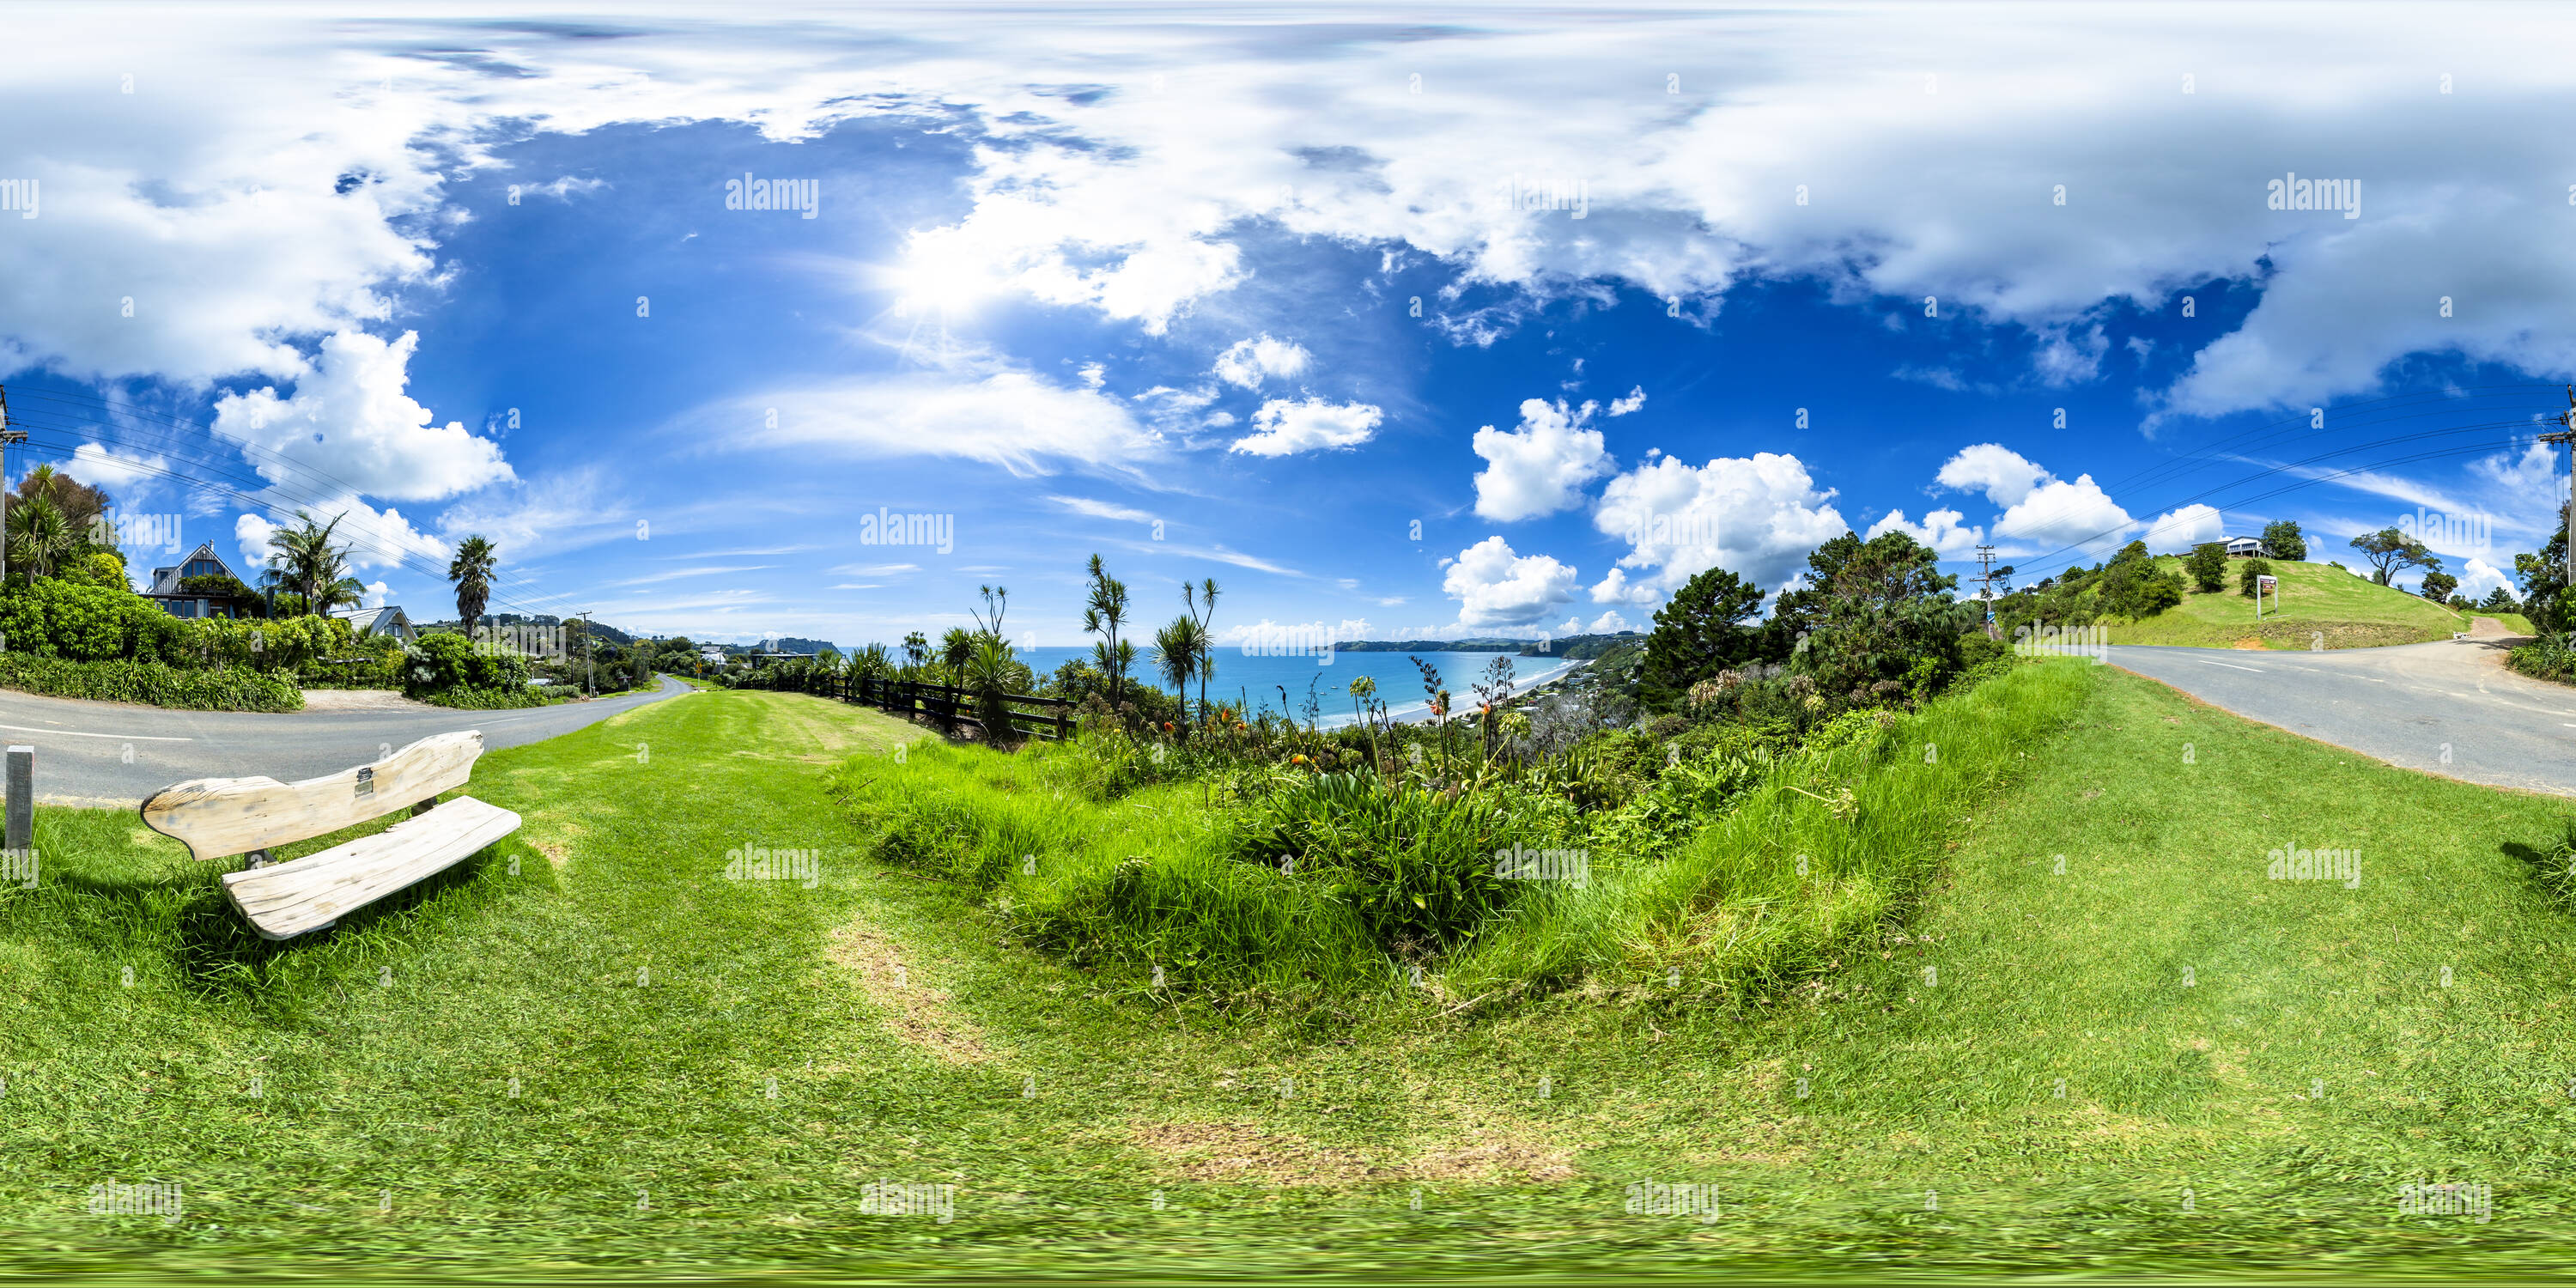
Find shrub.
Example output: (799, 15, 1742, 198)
(2186, 542, 2228, 592)
(0, 653, 301, 711)
(1218, 772, 1547, 952)
(2239, 557, 2275, 598)
(424, 684, 547, 710)
(401, 630, 532, 698)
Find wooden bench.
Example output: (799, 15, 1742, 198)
(139, 731, 521, 940)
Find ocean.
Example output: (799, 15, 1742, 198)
(1012, 647, 1584, 727)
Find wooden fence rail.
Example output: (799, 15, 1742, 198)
(737, 668, 1072, 742)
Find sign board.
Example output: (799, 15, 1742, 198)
(2255, 574, 2279, 619)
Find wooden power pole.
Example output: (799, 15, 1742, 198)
(2542, 387, 2576, 598)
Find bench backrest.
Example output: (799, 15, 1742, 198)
(140, 731, 485, 862)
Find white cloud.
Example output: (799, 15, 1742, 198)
(234, 513, 276, 574)
(1865, 507, 1984, 558)
(1589, 566, 1655, 605)
(1471, 398, 1614, 522)
(67, 443, 170, 494)
(2140, 502, 2225, 554)
(1607, 387, 1646, 416)
(1441, 535, 1580, 627)
(1230, 398, 1382, 457)
(360, 580, 392, 609)
(1993, 474, 2135, 562)
(1211, 335, 1313, 390)
(2458, 556, 2518, 604)
(1592, 452, 1847, 595)
(738, 368, 1163, 479)
(210, 331, 514, 502)
(1048, 495, 1156, 524)
(1587, 609, 1631, 633)
(1935, 444, 2052, 508)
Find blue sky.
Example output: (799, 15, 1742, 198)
(1, 3, 2569, 650)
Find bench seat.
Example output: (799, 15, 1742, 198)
(219, 795, 522, 940)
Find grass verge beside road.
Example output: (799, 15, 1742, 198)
(8, 676, 2576, 1279)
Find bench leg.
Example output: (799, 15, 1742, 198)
(411, 798, 436, 817)
(246, 848, 272, 870)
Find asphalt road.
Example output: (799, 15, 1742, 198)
(9, 676, 697, 807)
(2109, 638, 2576, 796)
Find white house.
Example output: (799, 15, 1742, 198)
(142, 542, 257, 618)
(330, 605, 417, 643)
(2225, 537, 2272, 559)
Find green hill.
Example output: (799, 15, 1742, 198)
(2075, 557, 2530, 649)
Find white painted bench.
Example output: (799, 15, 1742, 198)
(139, 731, 521, 940)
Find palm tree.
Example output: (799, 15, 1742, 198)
(448, 535, 497, 635)
(1082, 554, 1132, 709)
(265, 511, 355, 617)
(1152, 614, 1206, 728)
(1182, 577, 1220, 728)
(6, 496, 74, 580)
(939, 626, 975, 681)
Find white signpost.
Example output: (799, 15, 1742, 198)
(2254, 574, 2280, 619)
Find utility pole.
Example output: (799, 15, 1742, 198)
(2543, 388, 2576, 602)
(0, 385, 23, 589)
(577, 611, 595, 696)
(1972, 544, 2001, 640)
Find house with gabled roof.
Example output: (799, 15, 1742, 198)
(143, 542, 258, 619)
(330, 605, 417, 643)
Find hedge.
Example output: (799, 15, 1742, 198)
(0, 653, 302, 711)
(423, 684, 548, 710)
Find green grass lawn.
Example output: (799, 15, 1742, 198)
(2105, 556, 2517, 649)
(9, 675, 2576, 1281)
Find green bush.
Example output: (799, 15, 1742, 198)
(402, 630, 532, 698)
(424, 683, 547, 710)
(0, 653, 301, 711)
(1218, 772, 1548, 952)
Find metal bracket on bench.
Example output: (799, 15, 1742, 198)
(246, 848, 272, 870)
(355, 766, 376, 799)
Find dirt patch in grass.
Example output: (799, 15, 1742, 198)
(1127, 1118, 1575, 1186)
(1129, 1121, 1390, 1184)
(824, 919, 993, 1064)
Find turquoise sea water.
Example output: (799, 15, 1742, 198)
(1013, 647, 1581, 726)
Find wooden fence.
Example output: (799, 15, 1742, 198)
(736, 667, 1072, 742)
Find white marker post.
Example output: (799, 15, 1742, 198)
(2255, 574, 2279, 620)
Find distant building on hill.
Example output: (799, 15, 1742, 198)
(330, 605, 417, 643)
(2225, 537, 2272, 558)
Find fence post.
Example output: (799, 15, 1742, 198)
(1054, 701, 1070, 743)
(6, 744, 30, 854)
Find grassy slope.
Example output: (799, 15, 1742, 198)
(11, 675, 2576, 1279)
(2105, 556, 2524, 649)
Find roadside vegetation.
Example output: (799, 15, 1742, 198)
(1993, 524, 2531, 651)
(819, 530, 2069, 1012)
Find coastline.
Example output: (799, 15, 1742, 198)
(1327, 656, 1589, 729)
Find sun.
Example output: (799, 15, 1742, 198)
(879, 228, 1005, 321)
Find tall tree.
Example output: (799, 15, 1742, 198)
(1637, 565, 1767, 709)
(2259, 519, 2307, 562)
(1182, 577, 1219, 726)
(1152, 615, 1206, 727)
(265, 511, 356, 617)
(448, 535, 498, 634)
(2350, 527, 2439, 586)
(1080, 554, 1133, 710)
(2420, 569, 2459, 602)
(6, 496, 75, 580)
(2185, 542, 2229, 593)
